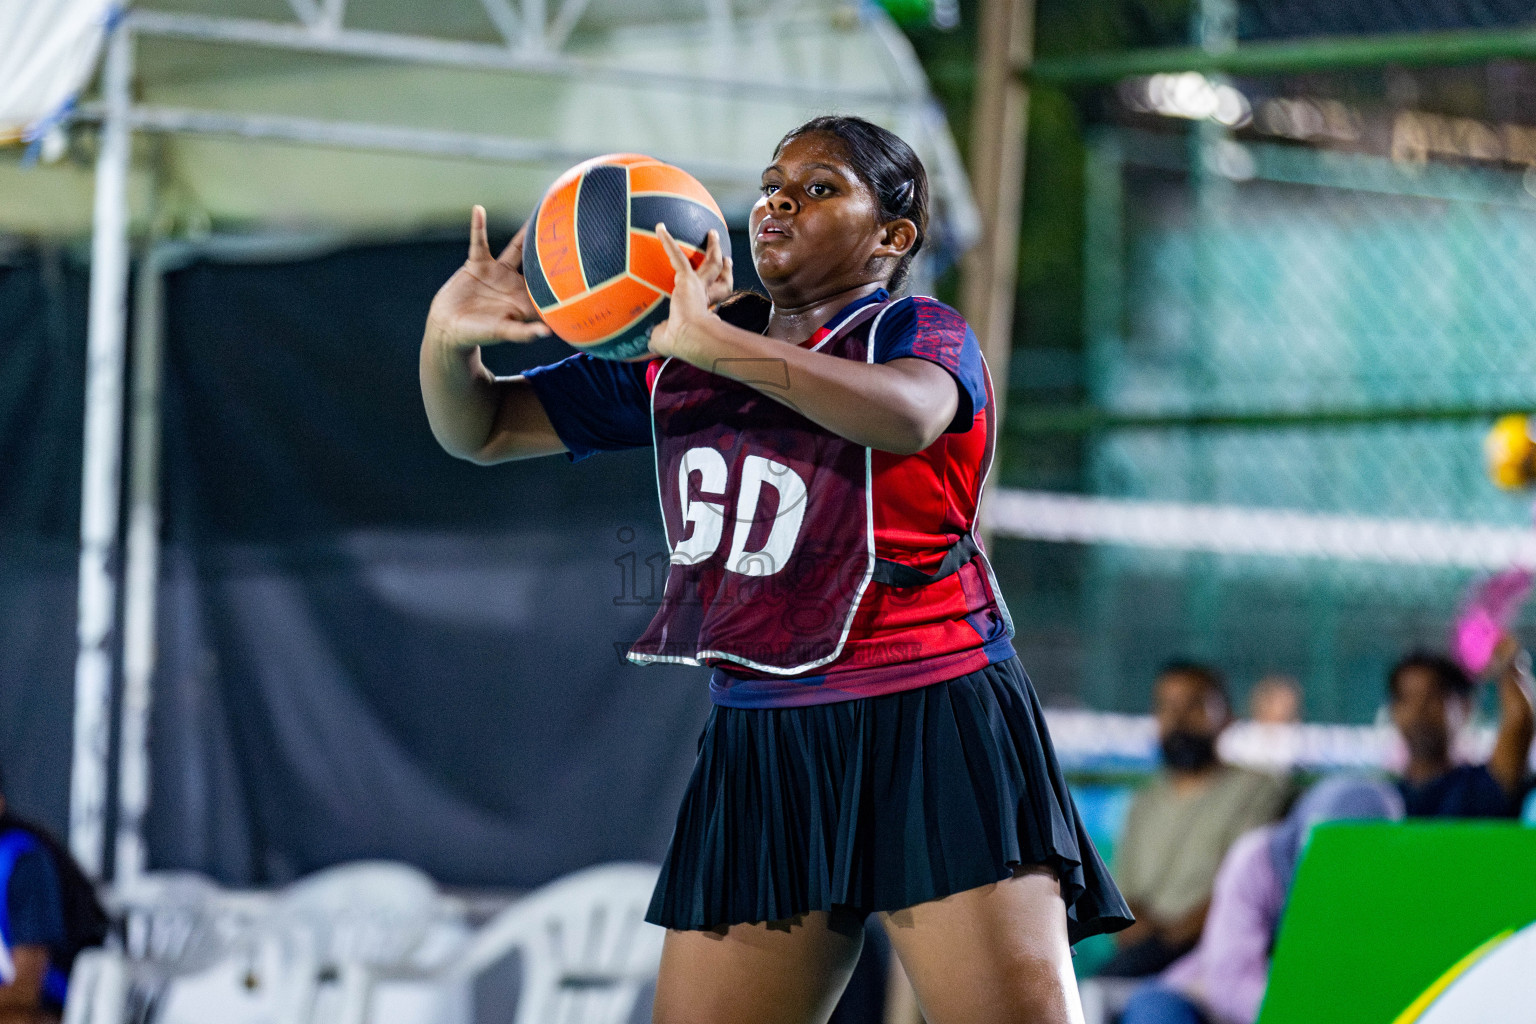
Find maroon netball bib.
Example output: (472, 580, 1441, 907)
(627, 302, 890, 674)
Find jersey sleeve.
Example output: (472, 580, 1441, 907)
(521, 353, 654, 462)
(6, 848, 65, 949)
(871, 296, 988, 433)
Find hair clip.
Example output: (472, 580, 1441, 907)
(890, 179, 916, 217)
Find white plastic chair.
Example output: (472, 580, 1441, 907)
(61, 948, 122, 1024)
(269, 861, 440, 1024)
(453, 862, 664, 1024)
(63, 871, 234, 1024)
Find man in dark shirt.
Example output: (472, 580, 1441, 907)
(0, 781, 68, 1024)
(1389, 640, 1535, 818)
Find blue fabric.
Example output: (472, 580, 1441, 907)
(522, 353, 652, 463)
(1120, 985, 1209, 1024)
(1398, 763, 1519, 818)
(5, 845, 64, 950)
(522, 289, 988, 462)
(0, 830, 68, 1006)
(0, 830, 33, 948)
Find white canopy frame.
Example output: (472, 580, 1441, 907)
(69, 2, 980, 883)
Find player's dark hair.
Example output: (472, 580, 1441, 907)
(775, 115, 929, 293)
(1388, 651, 1475, 700)
(1157, 659, 1232, 712)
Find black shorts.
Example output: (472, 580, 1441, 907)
(646, 656, 1133, 944)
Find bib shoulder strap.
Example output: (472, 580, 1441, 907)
(849, 295, 973, 590)
(812, 297, 890, 350)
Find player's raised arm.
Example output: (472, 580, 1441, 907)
(419, 206, 567, 464)
(1488, 636, 1536, 796)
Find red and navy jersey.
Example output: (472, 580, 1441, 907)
(523, 290, 1014, 707)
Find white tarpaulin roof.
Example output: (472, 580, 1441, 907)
(0, 0, 118, 144)
(0, 0, 977, 245)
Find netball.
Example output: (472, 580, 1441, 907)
(522, 153, 730, 360)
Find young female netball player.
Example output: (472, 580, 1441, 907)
(419, 116, 1130, 1024)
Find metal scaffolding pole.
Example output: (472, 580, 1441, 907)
(69, 103, 762, 185)
(115, 234, 167, 886)
(124, 10, 917, 106)
(961, 0, 1034, 463)
(1031, 24, 1536, 84)
(71, 23, 133, 881)
(1005, 402, 1536, 435)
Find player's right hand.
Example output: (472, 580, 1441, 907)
(426, 205, 552, 349)
(647, 222, 719, 363)
(1487, 633, 1530, 682)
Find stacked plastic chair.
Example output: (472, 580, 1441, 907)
(451, 862, 664, 1024)
(267, 861, 441, 1024)
(64, 872, 235, 1024)
(63, 861, 664, 1024)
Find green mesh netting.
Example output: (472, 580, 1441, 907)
(999, 125, 1536, 722)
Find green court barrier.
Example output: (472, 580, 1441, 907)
(1260, 822, 1536, 1024)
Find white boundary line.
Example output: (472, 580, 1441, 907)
(987, 489, 1536, 570)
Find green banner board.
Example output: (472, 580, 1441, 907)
(1260, 822, 1536, 1023)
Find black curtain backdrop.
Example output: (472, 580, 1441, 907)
(0, 235, 752, 888)
(0, 247, 87, 850)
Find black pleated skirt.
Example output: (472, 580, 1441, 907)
(646, 656, 1133, 945)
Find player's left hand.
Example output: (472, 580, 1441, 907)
(649, 223, 722, 362)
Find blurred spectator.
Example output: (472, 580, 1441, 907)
(1247, 675, 1302, 725)
(1098, 662, 1291, 979)
(1119, 777, 1405, 1024)
(0, 769, 107, 1022)
(1388, 639, 1534, 818)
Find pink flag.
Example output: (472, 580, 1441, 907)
(1454, 568, 1533, 675)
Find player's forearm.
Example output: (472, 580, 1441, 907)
(1490, 657, 1536, 794)
(419, 327, 502, 461)
(672, 317, 956, 454)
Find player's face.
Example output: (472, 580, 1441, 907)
(1390, 667, 1465, 763)
(750, 133, 906, 304)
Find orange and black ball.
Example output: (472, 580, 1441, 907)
(523, 153, 729, 360)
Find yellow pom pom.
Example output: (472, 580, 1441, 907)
(1486, 414, 1536, 490)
